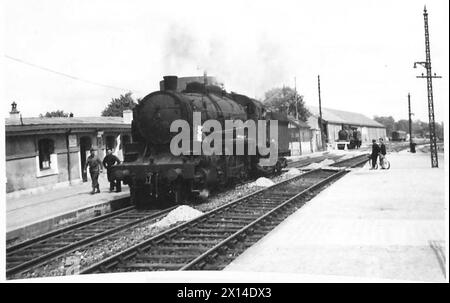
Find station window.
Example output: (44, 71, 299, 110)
(38, 138, 54, 170)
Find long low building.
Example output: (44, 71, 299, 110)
(307, 106, 386, 150)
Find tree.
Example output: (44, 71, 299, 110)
(374, 115, 443, 140)
(435, 122, 444, 140)
(373, 116, 396, 135)
(101, 92, 138, 117)
(395, 119, 409, 132)
(40, 110, 71, 118)
(263, 86, 310, 121)
(412, 120, 429, 138)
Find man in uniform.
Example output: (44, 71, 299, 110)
(370, 139, 380, 170)
(84, 148, 103, 194)
(102, 149, 122, 192)
(355, 130, 362, 149)
(379, 138, 387, 169)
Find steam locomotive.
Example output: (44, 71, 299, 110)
(112, 76, 290, 208)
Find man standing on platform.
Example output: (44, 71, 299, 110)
(84, 148, 103, 194)
(370, 139, 380, 170)
(103, 149, 122, 192)
(379, 138, 387, 169)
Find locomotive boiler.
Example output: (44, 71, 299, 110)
(112, 76, 290, 208)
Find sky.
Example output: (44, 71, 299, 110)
(1, 0, 449, 123)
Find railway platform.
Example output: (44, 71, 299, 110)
(6, 173, 130, 243)
(225, 149, 447, 282)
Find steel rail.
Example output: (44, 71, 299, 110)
(6, 205, 177, 277)
(182, 154, 369, 270)
(7, 200, 133, 253)
(179, 169, 346, 270)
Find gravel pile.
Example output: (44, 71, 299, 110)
(302, 159, 335, 170)
(285, 168, 301, 176)
(192, 183, 258, 212)
(153, 205, 203, 229)
(301, 162, 321, 170)
(248, 177, 275, 188)
(320, 159, 335, 166)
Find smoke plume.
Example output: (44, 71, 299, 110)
(162, 22, 291, 99)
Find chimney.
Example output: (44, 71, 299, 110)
(163, 75, 178, 91)
(123, 109, 133, 124)
(9, 102, 20, 122)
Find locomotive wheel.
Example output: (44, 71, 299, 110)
(170, 181, 185, 205)
(275, 161, 282, 174)
(130, 185, 150, 208)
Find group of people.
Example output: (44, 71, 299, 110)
(370, 138, 387, 170)
(350, 129, 362, 149)
(83, 148, 122, 194)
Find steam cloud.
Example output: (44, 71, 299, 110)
(162, 23, 291, 99)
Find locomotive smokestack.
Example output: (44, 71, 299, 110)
(163, 76, 178, 91)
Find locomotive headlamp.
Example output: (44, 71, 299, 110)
(166, 168, 181, 182)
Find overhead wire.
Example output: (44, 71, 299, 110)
(4, 54, 143, 93)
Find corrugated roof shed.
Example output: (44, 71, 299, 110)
(307, 106, 384, 128)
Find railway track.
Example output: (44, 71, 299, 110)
(7, 154, 368, 279)
(80, 154, 369, 274)
(329, 154, 370, 167)
(6, 204, 176, 277)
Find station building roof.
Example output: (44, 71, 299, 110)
(5, 116, 130, 135)
(307, 106, 385, 128)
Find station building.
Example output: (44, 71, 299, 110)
(307, 106, 386, 149)
(5, 103, 132, 196)
(287, 116, 316, 155)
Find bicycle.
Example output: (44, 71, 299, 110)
(369, 154, 390, 170)
(378, 153, 390, 169)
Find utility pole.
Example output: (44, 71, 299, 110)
(293, 77, 302, 155)
(318, 75, 326, 150)
(408, 93, 415, 153)
(414, 6, 441, 167)
(294, 77, 298, 120)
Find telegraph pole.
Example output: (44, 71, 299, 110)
(408, 93, 415, 153)
(294, 77, 298, 120)
(317, 75, 326, 150)
(414, 6, 441, 167)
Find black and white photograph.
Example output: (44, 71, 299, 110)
(0, 0, 448, 284)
